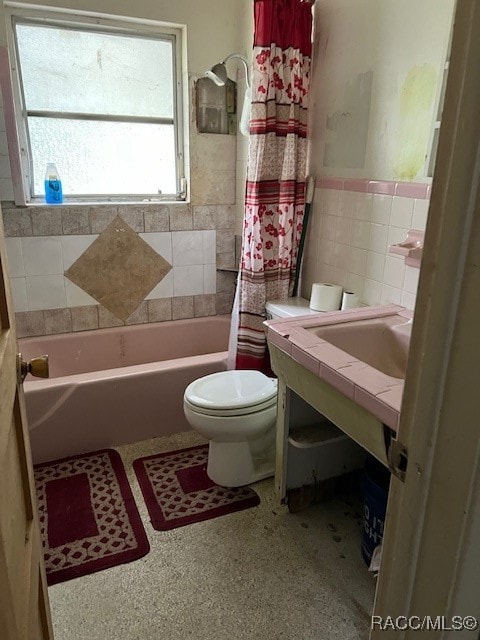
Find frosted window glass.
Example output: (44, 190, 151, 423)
(29, 118, 176, 196)
(16, 24, 174, 118)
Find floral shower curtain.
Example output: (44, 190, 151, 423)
(234, 0, 313, 373)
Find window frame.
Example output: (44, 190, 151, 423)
(5, 6, 186, 204)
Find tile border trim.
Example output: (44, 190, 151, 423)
(317, 177, 431, 200)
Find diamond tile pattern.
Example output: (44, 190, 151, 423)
(65, 216, 171, 321)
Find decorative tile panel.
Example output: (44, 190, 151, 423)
(65, 216, 171, 321)
(3, 192, 235, 336)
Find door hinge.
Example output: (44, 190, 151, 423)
(388, 438, 408, 482)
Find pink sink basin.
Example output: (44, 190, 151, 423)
(264, 304, 414, 431)
(307, 316, 411, 380)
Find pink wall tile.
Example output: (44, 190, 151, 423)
(320, 177, 344, 190)
(343, 179, 368, 193)
(394, 182, 429, 199)
(315, 175, 430, 200)
(367, 181, 396, 195)
(306, 174, 427, 314)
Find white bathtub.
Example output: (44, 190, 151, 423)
(20, 316, 230, 463)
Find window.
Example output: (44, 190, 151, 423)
(8, 10, 185, 202)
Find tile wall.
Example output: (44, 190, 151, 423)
(2, 202, 237, 337)
(302, 180, 430, 311)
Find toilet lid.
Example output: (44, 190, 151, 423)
(184, 370, 277, 411)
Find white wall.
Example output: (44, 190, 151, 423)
(0, 0, 244, 75)
(309, 0, 454, 182)
(302, 0, 455, 311)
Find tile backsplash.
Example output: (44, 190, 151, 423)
(2, 201, 237, 337)
(302, 180, 429, 311)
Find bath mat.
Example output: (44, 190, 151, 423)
(34, 449, 149, 585)
(133, 445, 260, 531)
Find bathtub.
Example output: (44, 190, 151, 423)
(20, 316, 230, 463)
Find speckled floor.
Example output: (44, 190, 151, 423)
(48, 431, 375, 640)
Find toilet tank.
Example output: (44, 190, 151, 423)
(265, 297, 319, 320)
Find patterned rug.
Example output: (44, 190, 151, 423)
(34, 449, 149, 585)
(133, 445, 260, 531)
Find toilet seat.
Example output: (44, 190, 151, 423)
(184, 370, 277, 412)
(184, 394, 276, 418)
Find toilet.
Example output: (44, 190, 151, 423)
(183, 297, 314, 487)
(184, 370, 278, 487)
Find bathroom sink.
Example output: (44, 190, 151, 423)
(307, 316, 411, 379)
(265, 304, 411, 435)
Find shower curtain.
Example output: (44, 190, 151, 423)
(233, 0, 313, 373)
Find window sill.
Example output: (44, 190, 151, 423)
(22, 199, 188, 207)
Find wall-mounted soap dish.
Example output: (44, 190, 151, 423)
(388, 229, 424, 268)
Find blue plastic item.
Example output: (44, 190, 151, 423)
(361, 455, 390, 566)
(45, 163, 63, 204)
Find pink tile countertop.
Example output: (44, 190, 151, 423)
(265, 304, 413, 432)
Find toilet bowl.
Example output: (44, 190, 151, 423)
(184, 297, 314, 487)
(183, 370, 277, 487)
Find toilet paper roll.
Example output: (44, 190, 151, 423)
(341, 290, 360, 310)
(309, 283, 343, 312)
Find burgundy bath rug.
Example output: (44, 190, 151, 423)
(34, 449, 149, 585)
(133, 445, 260, 531)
